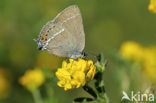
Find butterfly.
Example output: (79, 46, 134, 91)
(35, 5, 86, 59)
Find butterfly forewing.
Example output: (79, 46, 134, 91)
(62, 12, 85, 52)
(53, 5, 85, 51)
(54, 5, 81, 24)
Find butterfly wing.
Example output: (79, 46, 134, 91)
(54, 5, 85, 52)
(45, 5, 85, 57)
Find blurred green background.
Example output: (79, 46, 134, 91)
(0, 0, 156, 103)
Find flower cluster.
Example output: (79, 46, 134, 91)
(148, 0, 156, 13)
(120, 41, 156, 81)
(56, 58, 96, 91)
(19, 68, 45, 92)
(120, 41, 144, 61)
(143, 47, 156, 80)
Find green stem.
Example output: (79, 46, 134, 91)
(98, 93, 109, 103)
(31, 89, 43, 103)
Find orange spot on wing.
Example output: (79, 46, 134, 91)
(42, 37, 46, 41)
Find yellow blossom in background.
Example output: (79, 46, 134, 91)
(0, 68, 11, 99)
(35, 51, 61, 70)
(19, 68, 45, 92)
(148, 0, 156, 13)
(120, 41, 156, 82)
(143, 47, 156, 81)
(56, 58, 96, 91)
(120, 41, 144, 61)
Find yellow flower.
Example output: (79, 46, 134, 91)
(120, 41, 156, 82)
(142, 47, 156, 81)
(35, 51, 61, 70)
(0, 68, 11, 99)
(86, 61, 96, 79)
(120, 41, 144, 61)
(148, 0, 156, 13)
(19, 68, 45, 92)
(56, 58, 96, 91)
